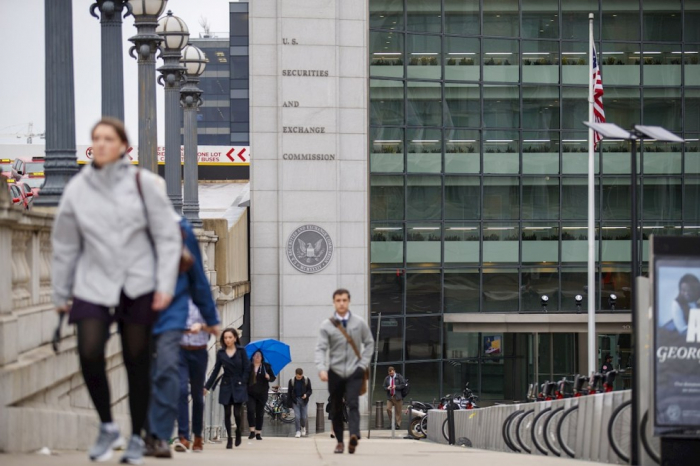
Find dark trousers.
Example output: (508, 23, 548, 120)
(149, 330, 183, 440)
(178, 347, 208, 438)
(328, 368, 364, 444)
(246, 393, 267, 431)
(223, 403, 242, 438)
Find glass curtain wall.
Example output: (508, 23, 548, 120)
(369, 0, 698, 399)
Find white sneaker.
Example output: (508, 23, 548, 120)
(295, 431, 301, 438)
(301, 427, 307, 437)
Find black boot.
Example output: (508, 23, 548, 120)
(249, 432, 256, 439)
(226, 437, 233, 449)
(235, 430, 242, 447)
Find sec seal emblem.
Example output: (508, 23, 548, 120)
(287, 225, 333, 274)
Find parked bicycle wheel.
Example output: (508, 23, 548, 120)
(502, 410, 523, 453)
(278, 405, 296, 423)
(544, 407, 564, 457)
(556, 405, 579, 458)
(420, 415, 428, 437)
(442, 418, 449, 442)
(531, 407, 552, 456)
(608, 400, 632, 463)
(515, 409, 535, 454)
(409, 417, 426, 439)
(641, 410, 661, 464)
(506, 411, 526, 453)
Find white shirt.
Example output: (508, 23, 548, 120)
(660, 300, 691, 334)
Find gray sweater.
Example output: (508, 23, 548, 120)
(314, 312, 374, 379)
(52, 157, 181, 308)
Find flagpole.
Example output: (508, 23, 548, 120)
(587, 12, 596, 376)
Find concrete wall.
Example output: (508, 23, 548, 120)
(249, 0, 369, 407)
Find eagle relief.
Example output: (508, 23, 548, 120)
(286, 225, 334, 274)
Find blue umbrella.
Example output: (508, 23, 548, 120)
(245, 339, 292, 375)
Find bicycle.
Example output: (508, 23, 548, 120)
(264, 388, 295, 424)
(608, 402, 660, 464)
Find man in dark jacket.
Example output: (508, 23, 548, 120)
(383, 366, 406, 429)
(147, 217, 220, 457)
(287, 368, 313, 437)
(600, 354, 614, 374)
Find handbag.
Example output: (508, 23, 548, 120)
(135, 170, 194, 274)
(330, 318, 369, 396)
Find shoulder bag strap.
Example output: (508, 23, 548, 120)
(134, 170, 156, 248)
(330, 318, 362, 362)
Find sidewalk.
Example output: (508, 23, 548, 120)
(0, 435, 609, 465)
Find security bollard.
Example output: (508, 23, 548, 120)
(241, 403, 249, 431)
(316, 402, 325, 433)
(375, 401, 385, 429)
(446, 399, 456, 445)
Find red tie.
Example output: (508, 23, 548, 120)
(391, 377, 395, 396)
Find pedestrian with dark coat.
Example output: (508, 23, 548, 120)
(204, 328, 251, 448)
(247, 350, 276, 440)
(383, 366, 406, 429)
(287, 368, 313, 438)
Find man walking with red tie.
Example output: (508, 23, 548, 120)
(383, 367, 406, 430)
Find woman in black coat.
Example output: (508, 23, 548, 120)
(204, 328, 251, 448)
(247, 350, 276, 440)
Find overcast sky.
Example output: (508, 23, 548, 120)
(0, 0, 235, 146)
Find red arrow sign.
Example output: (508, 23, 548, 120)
(226, 148, 235, 162)
(237, 148, 247, 162)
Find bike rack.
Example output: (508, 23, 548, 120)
(531, 407, 552, 456)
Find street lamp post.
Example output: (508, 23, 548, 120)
(128, 0, 167, 173)
(36, 0, 79, 207)
(157, 11, 189, 214)
(180, 43, 208, 228)
(90, 0, 131, 120)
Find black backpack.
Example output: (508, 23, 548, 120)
(401, 378, 410, 398)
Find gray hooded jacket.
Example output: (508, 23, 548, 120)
(314, 312, 374, 379)
(51, 157, 181, 308)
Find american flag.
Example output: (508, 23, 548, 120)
(592, 46, 605, 148)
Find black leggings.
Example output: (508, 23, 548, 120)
(247, 395, 267, 431)
(77, 318, 152, 436)
(223, 403, 243, 438)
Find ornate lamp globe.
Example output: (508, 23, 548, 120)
(128, 0, 167, 17)
(181, 43, 208, 76)
(157, 11, 189, 51)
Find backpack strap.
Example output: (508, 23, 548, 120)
(330, 317, 362, 362)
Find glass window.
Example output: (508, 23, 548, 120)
(407, 175, 441, 220)
(370, 0, 404, 30)
(642, 177, 681, 221)
(483, 268, 519, 312)
(443, 358, 479, 395)
(371, 127, 404, 173)
(483, 223, 519, 263)
(407, 223, 441, 265)
(561, 268, 591, 310)
(686, 1, 700, 43)
(404, 361, 440, 400)
(444, 83, 480, 127)
(601, 139, 634, 175)
(407, 82, 442, 126)
(601, 266, 631, 310)
(483, 39, 519, 83)
(444, 270, 480, 312)
(483, 177, 519, 219)
(602, 1, 640, 41)
(601, 225, 632, 263)
(562, 0, 599, 41)
(371, 270, 404, 315)
(408, 34, 441, 80)
(600, 43, 641, 86)
(522, 225, 559, 264)
(522, 267, 559, 311)
(523, 131, 560, 174)
(483, 86, 519, 128)
(406, 270, 441, 314)
(407, 0, 441, 33)
(444, 224, 479, 266)
(445, 129, 480, 173)
(562, 178, 599, 220)
(642, 140, 681, 175)
(522, 0, 559, 39)
(371, 224, 404, 268)
(602, 177, 631, 220)
(370, 175, 404, 221)
(686, 136, 700, 175)
(445, 177, 480, 220)
(643, 0, 681, 42)
(522, 40, 559, 84)
(562, 132, 598, 174)
(562, 224, 598, 262)
(562, 87, 588, 131)
(445, 0, 479, 36)
(642, 44, 682, 87)
(686, 89, 700, 133)
(370, 31, 404, 78)
(483, 131, 518, 174)
(562, 42, 589, 85)
(684, 178, 700, 222)
(407, 128, 441, 173)
(372, 317, 404, 362)
(605, 88, 641, 130)
(552, 334, 577, 377)
(523, 177, 559, 220)
(370, 79, 404, 126)
(685, 46, 700, 86)
(483, 0, 519, 37)
(522, 86, 560, 130)
(444, 36, 480, 81)
(406, 316, 442, 360)
(643, 88, 681, 132)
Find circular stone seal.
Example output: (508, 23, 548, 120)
(286, 225, 334, 274)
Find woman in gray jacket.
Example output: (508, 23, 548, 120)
(52, 118, 181, 464)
